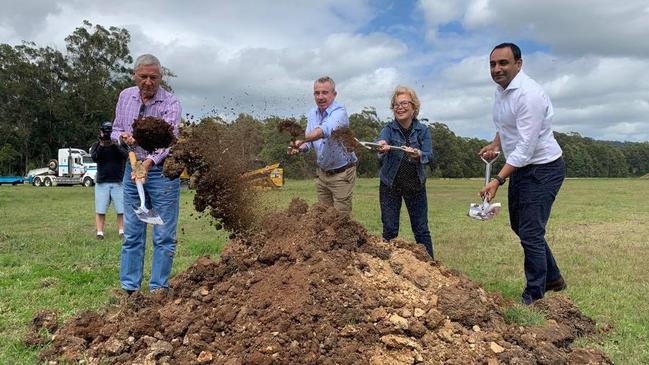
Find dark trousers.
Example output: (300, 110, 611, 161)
(509, 157, 565, 302)
(380, 182, 434, 258)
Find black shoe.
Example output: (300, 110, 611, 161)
(545, 277, 567, 292)
(124, 289, 136, 296)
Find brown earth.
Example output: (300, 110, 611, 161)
(162, 121, 259, 233)
(34, 200, 611, 364)
(133, 116, 177, 152)
(277, 119, 304, 141)
(331, 127, 364, 153)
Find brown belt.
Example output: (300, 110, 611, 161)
(322, 162, 355, 175)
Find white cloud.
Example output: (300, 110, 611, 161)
(1, 0, 648, 141)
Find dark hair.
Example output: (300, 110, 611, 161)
(491, 42, 521, 60)
(100, 121, 113, 131)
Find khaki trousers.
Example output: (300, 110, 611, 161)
(315, 165, 356, 214)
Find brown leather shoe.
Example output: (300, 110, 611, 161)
(545, 277, 567, 292)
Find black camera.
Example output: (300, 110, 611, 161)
(100, 121, 113, 141)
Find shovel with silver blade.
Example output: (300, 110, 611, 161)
(128, 150, 164, 225)
(468, 153, 502, 221)
(354, 138, 407, 152)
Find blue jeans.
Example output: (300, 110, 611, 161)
(380, 182, 434, 258)
(120, 164, 180, 291)
(509, 157, 565, 303)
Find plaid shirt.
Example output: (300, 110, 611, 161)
(111, 86, 181, 165)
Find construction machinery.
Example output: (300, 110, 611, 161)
(179, 162, 284, 189)
(241, 162, 284, 189)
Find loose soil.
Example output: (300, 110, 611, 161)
(331, 127, 364, 153)
(133, 116, 177, 152)
(163, 120, 259, 233)
(277, 119, 304, 141)
(34, 200, 611, 364)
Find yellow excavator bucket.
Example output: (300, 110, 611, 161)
(241, 163, 284, 189)
(180, 163, 284, 189)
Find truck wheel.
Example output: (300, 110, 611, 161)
(83, 177, 94, 187)
(44, 177, 53, 187)
(33, 177, 42, 187)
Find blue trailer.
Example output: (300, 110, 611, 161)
(0, 176, 24, 185)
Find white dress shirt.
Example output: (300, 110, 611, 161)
(493, 70, 562, 167)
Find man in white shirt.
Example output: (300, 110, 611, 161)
(479, 43, 567, 305)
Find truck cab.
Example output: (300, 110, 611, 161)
(28, 148, 97, 187)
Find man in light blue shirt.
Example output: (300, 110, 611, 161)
(479, 43, 566, 305)
(289, 76, 357, 213)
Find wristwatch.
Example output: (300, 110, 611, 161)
(494, 175, 506, 185)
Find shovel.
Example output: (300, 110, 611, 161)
(128, 150, 164, 225)
(468, 153, 502, 221)
(354, 138, 407, 152)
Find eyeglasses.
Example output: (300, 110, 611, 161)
(392, 100, 413, 109)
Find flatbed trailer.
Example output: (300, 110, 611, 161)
(0, 176, 24, 185)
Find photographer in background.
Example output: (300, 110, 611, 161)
(90, 121, 128, 240)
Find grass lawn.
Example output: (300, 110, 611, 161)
(0, 178, 647, 364)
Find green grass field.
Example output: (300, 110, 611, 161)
(0, 178, 647, 364)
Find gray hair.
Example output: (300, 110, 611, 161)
(134, 54, 161, 71)
(314, 76, 336, 91)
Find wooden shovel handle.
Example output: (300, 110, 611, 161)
(128, 151, 138, 169)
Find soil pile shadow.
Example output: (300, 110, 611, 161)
(36, 200, 611, 364)
(162, 120, 258, 233)
(132, 116, 177, 152)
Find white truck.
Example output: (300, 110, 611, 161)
(28, 148, 97, 187)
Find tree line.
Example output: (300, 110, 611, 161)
(1, 22, 648, 178)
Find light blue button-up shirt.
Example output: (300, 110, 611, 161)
(303, 101, 357, 171)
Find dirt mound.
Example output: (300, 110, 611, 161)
(132, 116, 177, 152)
(36, 200, 610, 364)
(163, 120, 259, 233)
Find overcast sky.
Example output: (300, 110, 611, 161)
(2, 0, 648, 142)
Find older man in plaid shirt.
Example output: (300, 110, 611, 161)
(111, 54, 181, 294)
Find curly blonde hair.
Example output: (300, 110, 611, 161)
(390, 85, 420, 118)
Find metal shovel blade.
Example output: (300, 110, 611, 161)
(354, 138, 380, 150)
(354, 138, 407, 152)
(133, 180, 164, 225)
(467, 152, 502, 221)
(468, 200, 502, 220)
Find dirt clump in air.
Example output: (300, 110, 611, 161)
(162, 120, 259, 233)
(132, 116, 177, 152)
(277, 119, 304, 141)
(37, 200, 611, 364)
(331, 127, 363, 153)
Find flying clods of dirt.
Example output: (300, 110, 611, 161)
(37, 200, 612, 365)
(132, 116, 177, 152)
(331, 127, 363, 153)
(277, 119, 304, 141)
(162, 120, 258, 233)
